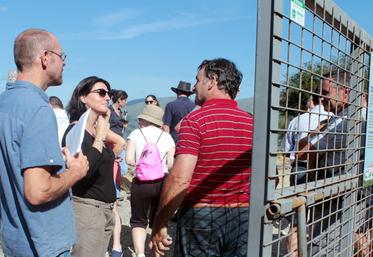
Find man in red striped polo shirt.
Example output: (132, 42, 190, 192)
(150, 58, 253, 257)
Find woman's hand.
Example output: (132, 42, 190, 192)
(95, 113, 110, 141)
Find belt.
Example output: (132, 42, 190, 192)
(189, 202, 249, 208)
(72, 196, 114, 210)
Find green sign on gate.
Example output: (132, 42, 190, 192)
(290, 0, 305, 27)
(363, 52, 373, 187)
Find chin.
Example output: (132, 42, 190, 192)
(100, 106, 109, 114)
(50, 79, 63, 86)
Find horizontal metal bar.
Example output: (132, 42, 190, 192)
(266, 176, 360, 216)
(275, 35, 369, 70)
(310, 0, 372, 46)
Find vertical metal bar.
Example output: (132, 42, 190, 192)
(297, 202, 308, 257)
(340, 26, 361, 257)
(247, 0, 274, 256)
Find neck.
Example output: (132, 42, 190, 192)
(113, 102, 120, 109)
(86, 110, 99, 136)
(205, 91, 232, 102)
(17, 69, 48, 91)
(113, 102, 122, 114)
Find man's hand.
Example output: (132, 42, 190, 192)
(149, 227, 172, 256)
(23, 148, 89, 205)
(162, 125, 170, 133)
(62, 147, 89, 180)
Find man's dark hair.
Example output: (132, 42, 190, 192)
(198, 58, 243, 99)
(66, 76, 111, 123)
(110, 89, 128, 103)
(49, 96, 64, 109)
(323, 68, 351, 87)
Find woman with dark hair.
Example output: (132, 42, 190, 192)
(63, 76, 125, 257)
(109, 89, 128, 257)
(145, 94, 160, 106)
(110, 89, 128, 135)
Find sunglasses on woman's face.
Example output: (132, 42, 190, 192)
(145, 100, 154, 104)
(89, 89, 109, 97)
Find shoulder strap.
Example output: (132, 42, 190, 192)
(155, 131, 167, 162)
(155, 130, 164, 145)
(139, 128, 148, 143)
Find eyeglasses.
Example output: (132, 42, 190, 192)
(46, 50, 67, 61)
(89, 89, 110, 97)
(145, 100, 154, 104)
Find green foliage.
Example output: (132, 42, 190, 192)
(280, 62, 326, 113)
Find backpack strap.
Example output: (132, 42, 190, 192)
(139, 128, 148, 143)
(139, 129, 166, 160)
(155, 130, 164, 145)
(155, 130, 167, 162)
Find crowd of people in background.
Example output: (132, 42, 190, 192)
(0, 28, 252, 257)
(1, 26, 370, 257)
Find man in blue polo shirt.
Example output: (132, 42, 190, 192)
(162, 81, 195, 142)
(0, 28, 89, 257)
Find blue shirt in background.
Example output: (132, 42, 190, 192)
(163, 96, 195, 142)
(0, 81, 76, 257)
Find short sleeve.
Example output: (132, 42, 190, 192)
(20, 107, 64, 172)
(286, 119, 296, 152)
(128, 129, 140, 142)
(176, 115, 201, 156)
(163, 103, 172, 126)
(165, 133, 175, 150)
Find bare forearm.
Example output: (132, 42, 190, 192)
(112, 141, 125, 156)
(297, 137, 311, 160)
(107, 130, 126, 156)
(153, 154, 196, 231)
(24, 168, 82, 205)
(92, 137, 105, 153)
(39, 169, 81, 203)
(153, 174, 189, 231)
(24, 151, 88, 206)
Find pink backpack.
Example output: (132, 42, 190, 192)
(136, 129, 165, 181)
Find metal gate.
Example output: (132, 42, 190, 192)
(249, 0, 373, 256)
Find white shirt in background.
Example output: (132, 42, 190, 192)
(53, 108, 69, 147)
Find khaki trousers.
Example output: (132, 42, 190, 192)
(71, 196, 115, 257)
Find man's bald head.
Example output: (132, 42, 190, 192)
(14, 29, 56, 72)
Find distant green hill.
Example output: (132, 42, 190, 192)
(124, 96, 253, 137)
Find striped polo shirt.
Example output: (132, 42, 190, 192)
(177, 98, 253, 205)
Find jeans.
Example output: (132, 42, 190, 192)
(175, 207, 249, 257)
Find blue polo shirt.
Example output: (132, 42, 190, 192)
(163, 96, 195, 142)
(0, 81, 76, 257)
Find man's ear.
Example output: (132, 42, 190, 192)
(341, 86, 350, 103)
(208, 76, 218, 90)
(40, 51, 48, 69)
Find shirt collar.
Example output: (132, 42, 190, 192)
(6, 80, 49, 103)
(202, 98, 237, 108)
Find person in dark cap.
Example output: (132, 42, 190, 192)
(162, 81, 195, 142)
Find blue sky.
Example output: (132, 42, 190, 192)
(0, 0, 372, 105)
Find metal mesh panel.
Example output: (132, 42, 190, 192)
(250, 0, 373, 256)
